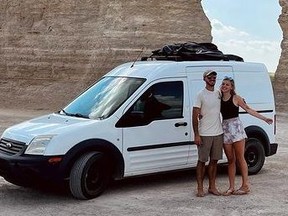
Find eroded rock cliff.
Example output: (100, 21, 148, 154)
(0, 0, 211, 111)
(275, 0, 288, 112)
(0, 0, 286, 112)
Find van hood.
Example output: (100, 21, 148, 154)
(2, 113, 92, 144)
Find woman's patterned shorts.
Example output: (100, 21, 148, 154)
(222, 117, 247, 144)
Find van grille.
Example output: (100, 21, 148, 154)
(0, 138, 26, 155)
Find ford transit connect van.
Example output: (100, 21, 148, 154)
(0, 60, 277, 199)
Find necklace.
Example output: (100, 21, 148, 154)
(222, 94, 231, 102)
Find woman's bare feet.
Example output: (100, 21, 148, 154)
(222, 188, 235, 196)
(232, 186, 250, 195)
(208, 188, 221, 196)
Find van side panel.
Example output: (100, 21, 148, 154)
(234, 69, 274, 105)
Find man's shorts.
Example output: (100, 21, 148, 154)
(197, 134, 223, 163)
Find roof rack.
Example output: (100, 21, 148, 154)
(141, 54, 244, 62)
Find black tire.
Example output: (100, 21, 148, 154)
(245, 138, 265, 175)
(69, 152, 111, 199)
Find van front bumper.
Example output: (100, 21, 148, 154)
(0, 153, 65, 184)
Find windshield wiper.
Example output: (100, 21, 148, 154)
(59, 109, 88, 119)
(72, 113, 88, 118)
(60, 109, 69, 115)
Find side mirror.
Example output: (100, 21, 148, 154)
(115, 111, 147, 127)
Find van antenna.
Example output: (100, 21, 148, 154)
(130, 47, 144, 68)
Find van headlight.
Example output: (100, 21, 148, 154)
(25, 136, 54, 155)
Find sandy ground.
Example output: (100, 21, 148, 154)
(0, 109, 287, 216)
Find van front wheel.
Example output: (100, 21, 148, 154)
(69, 152, 110, 199)
(245, 138, 265, 175)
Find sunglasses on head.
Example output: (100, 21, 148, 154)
(224, 76, 234, 81)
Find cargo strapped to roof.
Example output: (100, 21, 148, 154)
(141, 42, 244, 62)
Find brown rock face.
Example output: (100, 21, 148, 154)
(275, 0, 288, 112)
(1, 0, 286, 112)
(0, 0, 211, 111)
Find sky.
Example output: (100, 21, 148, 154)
(201, 0, 282, 73)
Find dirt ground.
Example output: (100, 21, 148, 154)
(0, 109, 287, 216)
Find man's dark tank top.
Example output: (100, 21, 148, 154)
(221, 95, 239, 120)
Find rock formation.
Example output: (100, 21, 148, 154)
(275, 0, 288, 112)
(0, 0, 286, 112)
(0, 0, 211, 111)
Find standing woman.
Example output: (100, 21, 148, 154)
(220, 76, 273, 196)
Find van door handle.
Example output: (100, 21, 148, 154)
(175, 122, 188, 127)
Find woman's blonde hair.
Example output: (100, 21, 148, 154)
(223, 76, 236, 95)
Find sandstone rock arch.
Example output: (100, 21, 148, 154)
(0, 0, 286, 112)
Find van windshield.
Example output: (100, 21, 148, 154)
(61, 77, 145, 119)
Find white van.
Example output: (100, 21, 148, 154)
(0, 60, 277, 199)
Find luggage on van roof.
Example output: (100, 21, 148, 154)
(141, 42, 244, 62)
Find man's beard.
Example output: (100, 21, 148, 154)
(207, 82, 215, 87)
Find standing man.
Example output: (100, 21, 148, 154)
(192, 70, 223, 197)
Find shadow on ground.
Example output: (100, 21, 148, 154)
(0, 165, 229, 201)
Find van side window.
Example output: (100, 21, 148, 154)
(116, 81, 183, 127)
